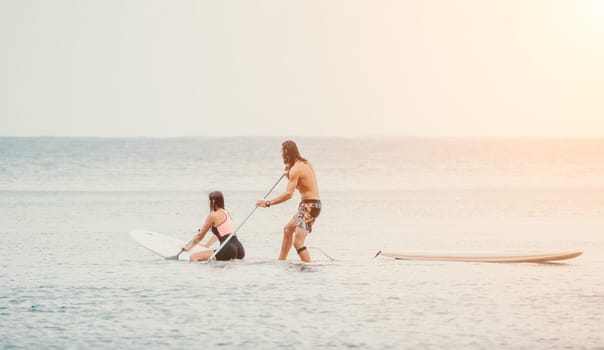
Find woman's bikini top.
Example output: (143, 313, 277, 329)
(211, 209, 235, 239)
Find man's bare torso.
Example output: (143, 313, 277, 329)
(290, 160, 320, 200)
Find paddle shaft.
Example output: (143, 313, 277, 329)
(171, 236, 196, 260)
(206, 174, 285, 262)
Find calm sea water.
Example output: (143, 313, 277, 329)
(1, 137, 603, 349)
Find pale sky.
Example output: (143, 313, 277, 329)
(1, 0, 603, 137)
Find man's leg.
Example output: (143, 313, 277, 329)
(293, 227, 311, 263)
(279, 218, 296, 260)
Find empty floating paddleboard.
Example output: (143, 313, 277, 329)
(375, 250, 582, 263)
(130, 229, 211, 261)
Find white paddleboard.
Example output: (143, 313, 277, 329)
(130, 229, 211, 261)
(376, 250, 582, 263)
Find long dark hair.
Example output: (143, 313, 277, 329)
(208, 191, 225, 211)
(282, 140, 307, 169)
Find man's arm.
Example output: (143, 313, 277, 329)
(257, 167, 299, 207)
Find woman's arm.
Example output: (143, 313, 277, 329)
(203, 235, 218, 248)
(183, 214, 214, 251)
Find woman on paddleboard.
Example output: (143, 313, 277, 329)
(182, 191, 245, 261)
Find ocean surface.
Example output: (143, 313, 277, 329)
(1, 137, 603, 349)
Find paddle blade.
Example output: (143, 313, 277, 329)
(165, 249, 184, 261)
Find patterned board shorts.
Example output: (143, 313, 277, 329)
(294, 200, 322, 233)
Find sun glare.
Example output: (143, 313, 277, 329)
(584, 0, 604, 33)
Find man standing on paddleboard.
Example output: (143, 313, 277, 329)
(256, 140, 321, 263)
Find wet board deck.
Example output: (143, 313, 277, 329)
(130, 229, 210, 261)
(375, 250, 582, 263)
